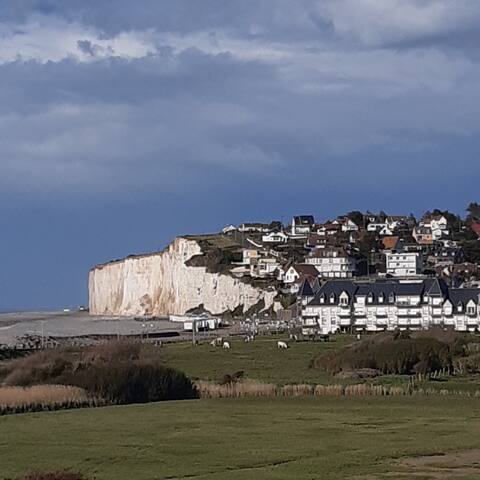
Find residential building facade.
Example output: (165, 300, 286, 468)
(386, 252, 423, 277)
(305, 247, 357, 278)
(301, 279, 480, 334)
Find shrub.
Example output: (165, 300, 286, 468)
(219, 371, 244, 385)
(64, 363, 197, 404)
(0, 342, 198, 405)
(314, 331, 453, 375)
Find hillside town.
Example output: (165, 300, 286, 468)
(218, 203, 480, 335)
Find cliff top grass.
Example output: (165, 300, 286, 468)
(91, 234, 241, 271)
(183, 233, 241, 250)
(3, 396, 480, 479)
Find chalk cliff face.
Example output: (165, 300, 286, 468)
(89, 237, 278, 316)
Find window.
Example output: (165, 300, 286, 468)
(457, 302, 463, 313)
(378, 293, 384, 303)
(339, 295, 348, 306)
(367, 293, 374, 304)
(389, 293, 395, 303)
(330, 293, 335, 304)
(467, 305, 476, 315)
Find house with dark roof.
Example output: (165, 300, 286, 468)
(301, 278, 480, 335)
(283, 264, 319, 284)
(413, 226, 434, 245)
(291, 215, 315, 237)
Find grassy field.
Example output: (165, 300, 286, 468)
(2, 396, 480, 479)
(162, 334, 480, 393)
(161, 334, 353, 384)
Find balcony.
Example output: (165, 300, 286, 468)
(395, 300, 420, 308)
(397, 310, 421, 317)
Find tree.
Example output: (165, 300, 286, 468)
(467, 202, 480, 222)
(269, 220, 283, 231)
(346, 211, 364, 228)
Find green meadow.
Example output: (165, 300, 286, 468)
(2, 396, 480, 479)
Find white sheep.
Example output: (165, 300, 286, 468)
(277, 341, 288, 349)
(222, 341, 231, 349)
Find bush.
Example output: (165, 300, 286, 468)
(64, 363, 197, 404)
(314, 331, 453, 375)
(0, 342, 198, 405)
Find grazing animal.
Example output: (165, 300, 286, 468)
(210, 339, 217, 347)
(244, 335, 255, 343)
(223, 341, 231, 349)
(277, 341, 288, 349)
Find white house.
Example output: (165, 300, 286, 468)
(379, 225, 394, 236)
(238, 223, 270, 233)
(283, 264, 319, 284)
(339, 218, 359, 232)
(242, 248, 260, 265)
(262, 231, 288, 243)
(301, 279, 480, 335)
(386, 252, 423, 277)
(250, 257, 281, 278)
(367, 222, 388, 233)
(316, 222, 340, 236)
(305, 247, 357, 278)
(420, 215, 449, 240)
(291, 215, 315, 236)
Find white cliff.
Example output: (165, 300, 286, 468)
(89, 237, 278, 316)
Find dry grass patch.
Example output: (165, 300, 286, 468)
(0, 385, 89, 409)
(0, 385, 99, 414)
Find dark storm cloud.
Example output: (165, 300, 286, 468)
(1, 0, 480, 197)
(4, 0, 480, 52)
(2, 0, 480, 310)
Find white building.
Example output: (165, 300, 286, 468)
(339, 218, 359, 232)
(242, 248, 260, 265)
(420, 215, 449, 240)
(386, 252, 423, 277)
(283, 264, 319, 284)
(367, 222, 388, 233)
(305, 247, 357, 278)
(262, 231, 288, 243)
(291, 215, 315, 236)
(250, 257, 281, 278)
(301, 279, 480, 335)
(238, 223, 270, 233)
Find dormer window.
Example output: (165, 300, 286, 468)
(339, 293, 349, 306)
(457, 302, 463, 313)
(378, 293, 384, 304)
(329, 293, 336, 304)
(389, 293, 395, 303)
(367, 293, 374, 304)
(467, 305, 476, 315)
(319, 294, 325, 304)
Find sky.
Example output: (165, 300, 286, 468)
(1, 0, 480, 310)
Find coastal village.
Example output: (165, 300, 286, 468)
(216, 202, 480, 335)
